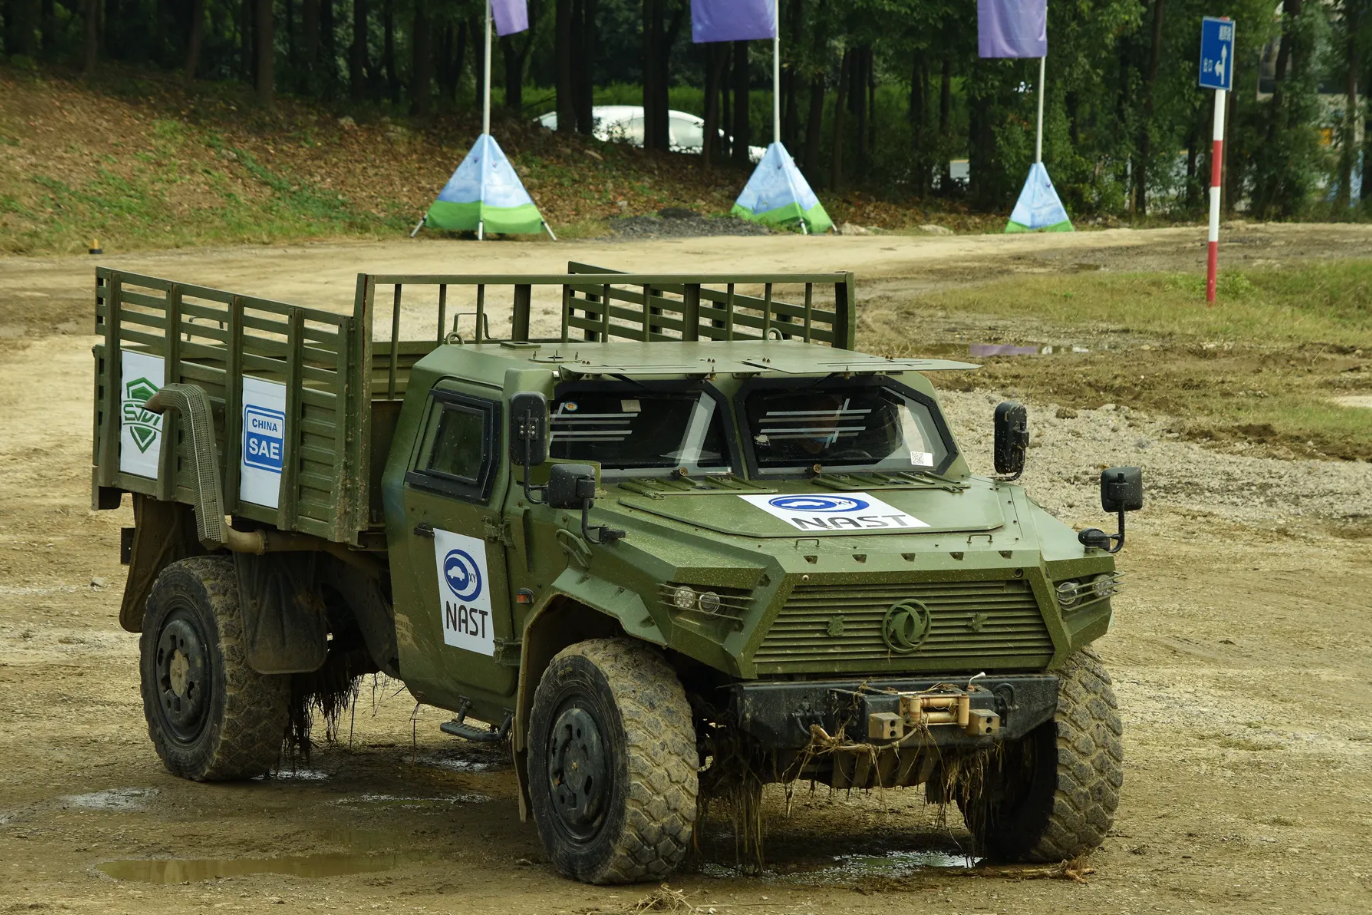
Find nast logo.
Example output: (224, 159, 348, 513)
(121, 377, 162, 453)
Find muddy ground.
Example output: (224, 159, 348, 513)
(1, 225, 1371, 914)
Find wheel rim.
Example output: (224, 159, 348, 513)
(546, 703, 611, 843)
(154, 609, 211, 743)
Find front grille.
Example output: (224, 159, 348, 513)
(658, 583, 752, 628)
(753, 578, 1054, 673)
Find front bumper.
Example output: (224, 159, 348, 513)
(726, 673, 1059, 751)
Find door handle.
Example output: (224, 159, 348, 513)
(414, 521, 434, 538)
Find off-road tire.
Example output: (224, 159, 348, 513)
(528, 639, 698, 884)
(960, 647, 1124, 861)
(139, 556, 289, 780)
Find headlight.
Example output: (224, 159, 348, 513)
(698, 591, 722, 615)
(1090, 574, 1115, 600)
(672, 586, 697, 611)
(1056, 580, 1082, 609)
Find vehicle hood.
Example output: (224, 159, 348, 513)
(611, 476, 1007, 539)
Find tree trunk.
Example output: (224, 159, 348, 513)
(183, 0, 204, 81)
(731, 40, 750, 164)
(643, 0, 660, 150)
(241, 0, 253, 82)
(703, 42, 726, 168)
(1134, 0, 1166, 217)
(804, 71, 823, 174)
(1336, 11, 1361, 209)
(301, 0, 320, 90)
(382, 0, 398, 104)
(41, 0, 54, 56)
(350, 0, 367, 100)
(938, 57, 952, 190)
(255, 0, 274, 107)
(412, 0, 431, 115)
(854, 46, 870, 175)
(555, 0, 575, 132)
(320, 0, 336, 95)
(285, 0, 294, 61)
(83, 0, 99, 75)
(7, 0, 39, 56)
(721, 47, 732, 158)
(575, 0, 597, 134)
(830, 48, 850, 189)
(782, 0, 801, 148)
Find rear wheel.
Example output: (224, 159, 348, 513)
(139, 557, 289, 780)
(959, 647, 1124, 861)
(528, 639, 698, 884)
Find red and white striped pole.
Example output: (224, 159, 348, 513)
(1206, 85, 1226, 305)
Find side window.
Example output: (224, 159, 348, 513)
(406, 390, 500, 502)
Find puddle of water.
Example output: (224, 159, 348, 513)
(332, 792, 492, 808)
(61, 788, 158, 812)
(99, 851, 428, 884)
(701, 849, 978, 883)
(414, 752, 500, 773)
(262, 767, 331, 781)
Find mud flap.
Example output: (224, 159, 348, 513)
(233, 552, 329, 674)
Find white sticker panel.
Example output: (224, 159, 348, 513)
(239, 376, 288, 509)
(119, 351, 164, 478)
(909, 451, 934, 467)
(432, 528, 495, 656)
(739, 492, 930, 532)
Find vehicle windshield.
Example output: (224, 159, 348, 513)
(742, 382, 953, 475)
(549, 388, 732, 478)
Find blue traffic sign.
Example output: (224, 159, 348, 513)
(1199, 17, 1235, 91)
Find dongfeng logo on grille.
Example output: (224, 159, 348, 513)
(767, 495, 870, 513)
(121, 377, 162, 453)
(882, 601, 932, 654)
(443, 549, 483, 602)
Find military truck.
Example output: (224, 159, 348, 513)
(92, 263, 1139, 884)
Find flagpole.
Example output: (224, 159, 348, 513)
(1035, 55, 1045, 164)
(483, 0, 493, 138)
(772, 0, 781, 145)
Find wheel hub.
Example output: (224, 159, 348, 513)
(547, 706, 609, 840)
(156, 616, 209, 740)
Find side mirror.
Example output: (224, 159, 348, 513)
(1100, 466, 1143, 513)
(509, 392, 549, 466)
(993, 401, 1028, 478)
(1080, 466, 1144, 553)
(547, 463, 625, 545)
(547, 462, 596, 510)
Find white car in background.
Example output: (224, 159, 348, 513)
(536, 105, 767, 163)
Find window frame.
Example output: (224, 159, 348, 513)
(405, 388, 501, 503)
(733, 374, 959, 480)
(549, 379, 742, 480)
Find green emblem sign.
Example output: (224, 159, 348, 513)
(122, 376, 162, 453)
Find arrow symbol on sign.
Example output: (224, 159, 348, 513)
(1218, 46, 1227, 83)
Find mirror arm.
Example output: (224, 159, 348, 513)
(579, 498, 625, 545)
(519, 423, 548, 505)
(1108, 508, 1126, 553)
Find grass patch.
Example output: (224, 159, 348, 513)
(905, 261, 1372, 348)
(876, 262, 1372, 462)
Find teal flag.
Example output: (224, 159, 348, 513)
(1005, 163, 1073, 233)
(424, 133, 547, 235)
(731, 142, 832, 234)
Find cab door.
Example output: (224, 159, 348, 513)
(396, 384, 517, 716)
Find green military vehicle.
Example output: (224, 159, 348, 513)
(93, 263, 1137, 884)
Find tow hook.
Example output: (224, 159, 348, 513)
(867, 688, 1001, 741)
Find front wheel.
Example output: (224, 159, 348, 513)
(958, 647, 1124, 861)
(528, 639, 698, 884)
(139, 557, 289, 780)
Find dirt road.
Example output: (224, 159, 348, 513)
(1, 226, 1370, 914)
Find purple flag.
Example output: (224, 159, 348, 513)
(978, 0, 1047, 58)
(492, 0, 528, 37)
(691, 0, 775, 44)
